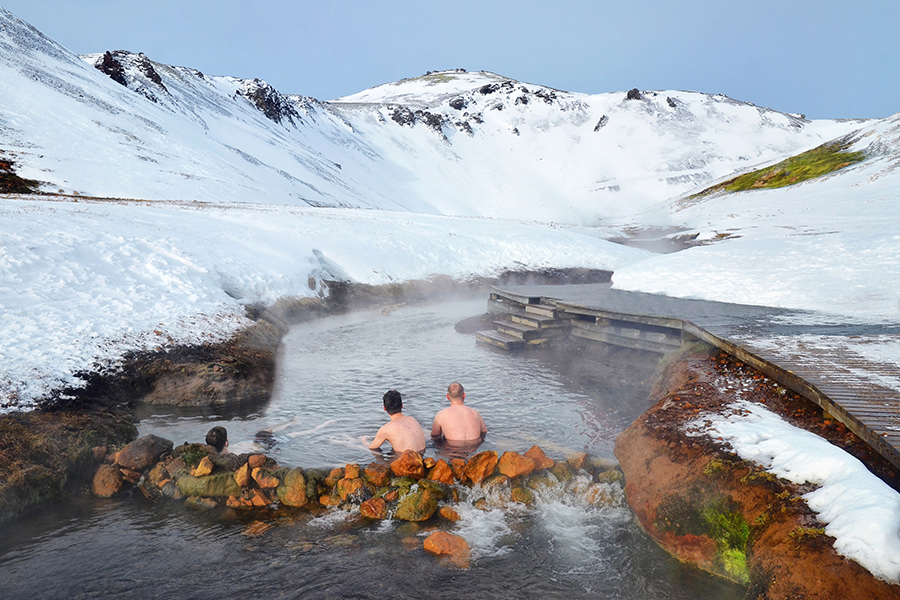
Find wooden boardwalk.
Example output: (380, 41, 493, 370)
(480, 283, 900, 470)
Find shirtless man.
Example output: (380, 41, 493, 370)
(431, 382, 487, 443)
(363, 389, 426, 453)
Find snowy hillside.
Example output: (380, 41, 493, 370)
(1, 6, 898, 412)
(0, 8, 865, 223)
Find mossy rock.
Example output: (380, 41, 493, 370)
(176, 472, 241, 498)
(394, 487, 439, 522)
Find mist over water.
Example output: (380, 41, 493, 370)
(0, 297, 746, 599)
(138, 298, 648, 466)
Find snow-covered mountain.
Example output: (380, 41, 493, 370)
(0, 8, 868, 223)
(2, 7, 899, 413)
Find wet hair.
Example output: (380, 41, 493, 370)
(447, 382, 465, 399)
(383, 389, 403, 415)
(205, 426, 228, 452)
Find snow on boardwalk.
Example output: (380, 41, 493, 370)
(494, 283, 900, 471)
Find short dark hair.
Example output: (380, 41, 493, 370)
(448, 382, 464, 399)
(206, 426, 228, 452)
(383, 389, 403, 415)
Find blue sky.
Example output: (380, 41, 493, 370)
(3, 0, 898, 119)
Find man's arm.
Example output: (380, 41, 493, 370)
(430, 413, 444, 439)
(366, 425, 389, 450)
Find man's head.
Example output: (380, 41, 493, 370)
(447, 382, 465, 401)
(205, 426, 228, 452)
(383, 389, 403, 415)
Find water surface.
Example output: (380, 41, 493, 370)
(0, 297, 745, 599)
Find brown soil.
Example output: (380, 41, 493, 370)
(616, 345, 900, 599)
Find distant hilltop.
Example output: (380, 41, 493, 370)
(0, 8, 878, 223)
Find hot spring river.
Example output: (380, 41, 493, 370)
(0, 298, 745, 599)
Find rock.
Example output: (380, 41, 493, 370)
(550, 461, 575, 482)
(596, 469, 624, 484)
(324, 467, 344, 488)
(585, 482, 618, 507)
(566, 452, 588, 470)
(363, 462, 391, 487)
(336, 477, 365, 502)
(498, 451, 536, 478)
(185, 496, 219, 510)
(394, 487, 439, 521)
(463, 451, 498, 485)
(234, 463, 251, 487)
(360, 497, 387, 519)
(250, 489, 271, 507)
(510, 486, 535, 505)
(251, 467, 280, 489)
(248, 454, 267, 469)
(242, 520, 273, 537)
(147, 462, 168, 487)
(276, 467, 309, 508)
(524, 445, 555, 470)
(391, 450, 425, 479)
(344, 463, 361, 479)
(526, 472, 558, 491)
(450, 458, 466, 481)
(165, 457, 185, 478)
(439, 506, 461, 522)
(615, 352, 900, 597)
(423, 457, 436, 470)
(626, 88, 642, 100)
(427, 459, 455, 486)
(117, 434, 173, 471)
(423, 531, 470, 568)
(191, 456, 214, 477)
(92, 464, 125, 497)
(119, 467, 141, 484)
(176, 472, 241, 498)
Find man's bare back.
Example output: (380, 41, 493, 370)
(368, 413, 426, 453)
(431, 383, 487, 442)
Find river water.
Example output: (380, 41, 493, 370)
(0, 297, 745, 599)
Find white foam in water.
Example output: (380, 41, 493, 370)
(450, 503, 516, 559)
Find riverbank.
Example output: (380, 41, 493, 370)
(615, 345, 900, 598)
(0, 270, 611, 524)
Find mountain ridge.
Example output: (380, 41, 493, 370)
(0, 8, 883, 224)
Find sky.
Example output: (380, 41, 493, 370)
(2, 0, 898, 120)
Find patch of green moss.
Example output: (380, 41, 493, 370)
(789, 526, 828, 549)
(741, 467, 780, 487)
(703, 458, 730, 478)
(703, 500, 751, 584)
(656, 494, 751, 584)
(692, 137, 865, 197)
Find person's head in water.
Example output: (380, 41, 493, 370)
(383, 389, 403, 415)
(205, 426, 228, 453)
(447, 382, 465, 402)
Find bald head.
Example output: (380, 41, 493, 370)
(447, 382, 465, 401)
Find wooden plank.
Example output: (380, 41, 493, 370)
(524, 303, 558, 318)
(494, 319, 565, 341)
(510, 313, 569, 329)
(570, 327, 675, 354)
(554, 301, 684, 330)
(475, 330, 524, 351)
(489, 286, 544, 306)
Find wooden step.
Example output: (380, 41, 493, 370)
(524, 303, 557, 318)
(475, 330, 525, 350)
(510, 312, 569, 329)
(494, 319, 566, 341)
